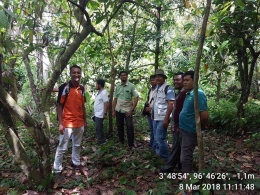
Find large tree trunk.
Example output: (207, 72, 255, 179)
(194, 0, 211, 171)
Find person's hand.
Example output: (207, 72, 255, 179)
(103, 113, 107, 119)
(59, 123, 65, 134)
(145, 107, 152, 112)
(175, 126, 180, 134)
(112, 110, 116, 118)
(84, 122, 88, 131)
(125, 110, 133, 117)
(163, 119, 169, 129)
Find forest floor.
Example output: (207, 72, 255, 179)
(0, 115, 260, 195)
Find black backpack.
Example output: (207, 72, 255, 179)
(56, 82, 85, 120)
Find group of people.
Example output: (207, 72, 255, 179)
(145, 69, 208, 174)
(52, 65, 209, 177)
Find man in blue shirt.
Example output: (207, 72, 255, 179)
(179, 70, 209, 173)
(152, 69, 175, 159)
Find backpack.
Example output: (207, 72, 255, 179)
(56, 82, 85, 120)
(147, 85, 169, 102)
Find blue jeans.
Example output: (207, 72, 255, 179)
(147, 114, 155, 150)
(153, 120, 169, 159)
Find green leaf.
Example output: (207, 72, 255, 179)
(0, 10, 8, 29)
(4, 8, 17, 18)
(221, 40, 229, 48)
(238, 38, 244, 46)
(57, 22, 69, 27)
(97, 0, 107, 2)
(184, 23, 193, 32)
(201, 190, 211, 195)
(88, 1, 100, 10)
(119, 177, 127, 185)
(236, 0, 245, 9)
(96, 15, 106, 24)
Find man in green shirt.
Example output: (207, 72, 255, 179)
(112, 71, 139, 149)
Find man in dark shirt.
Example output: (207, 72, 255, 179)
(160, 72, 186, 173)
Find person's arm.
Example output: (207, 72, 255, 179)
(112, 98, 117, 117)
(82, 104, 88, 130)
(57, 103, 65, 134)
(126, 96, 139, 117)
(103, 101, 109, 118)
(200, 110, 209, 129)
(163, 100, 174, 129)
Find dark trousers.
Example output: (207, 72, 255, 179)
(116, 111, 134, 147)
(180, 130, 197, 173)
(95, 117, 106, 143)
(166, 131, 181, 169)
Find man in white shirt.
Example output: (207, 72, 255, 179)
(94, 79, 109, 145)
(144, 75, 156, 150)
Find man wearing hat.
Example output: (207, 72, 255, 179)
(152, 69, 175, 159)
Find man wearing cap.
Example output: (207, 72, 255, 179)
(112, 71, 139, 149)
(152, 69, 175, 159)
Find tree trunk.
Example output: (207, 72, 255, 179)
(194, 0, 211, 171)
(125, 9, 139, 71)
(237, 42, 259, 129)
(107, 8, 116, 134)
(154, 6, 161, 71)
(216, 71, 222, 103)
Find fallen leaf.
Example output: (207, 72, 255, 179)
(96, 185, 107, 191)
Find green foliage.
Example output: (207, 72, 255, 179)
(114, 188, 136, 195)
(208, 98, 260, 134)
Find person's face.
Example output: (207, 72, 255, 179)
(70, 67, 81, 83)
(173, 75, 183, 90)
(155, 75, 165, 86)
(183, 75, 194, 91)
(120, 73, 128, 82)
(96, 83, 100, 90)
(150, 78, 156, 87)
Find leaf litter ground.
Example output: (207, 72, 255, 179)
(0, 117, 260, 195)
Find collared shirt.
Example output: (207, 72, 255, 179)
(179, 88, 208, 133)
(153, 83, 175, 121)
(114, 81, 139, 113)
(60, 81, 86, 128)
(94, 89, 109, 118)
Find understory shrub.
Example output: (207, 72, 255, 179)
(208, 98, 260, 135)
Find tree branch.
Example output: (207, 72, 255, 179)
(0, 84, 36, 128)
(101, 1, 126, 35)
(67, 0, 91, 24)
(22, 46, 41, 111)
(129, 63, 154, 72)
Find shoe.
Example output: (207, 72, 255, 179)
(53, 171, 63, 182)
(71, 163, 81, 170)
(159, 165, 173, 173)
(128, 146, 136, 152)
